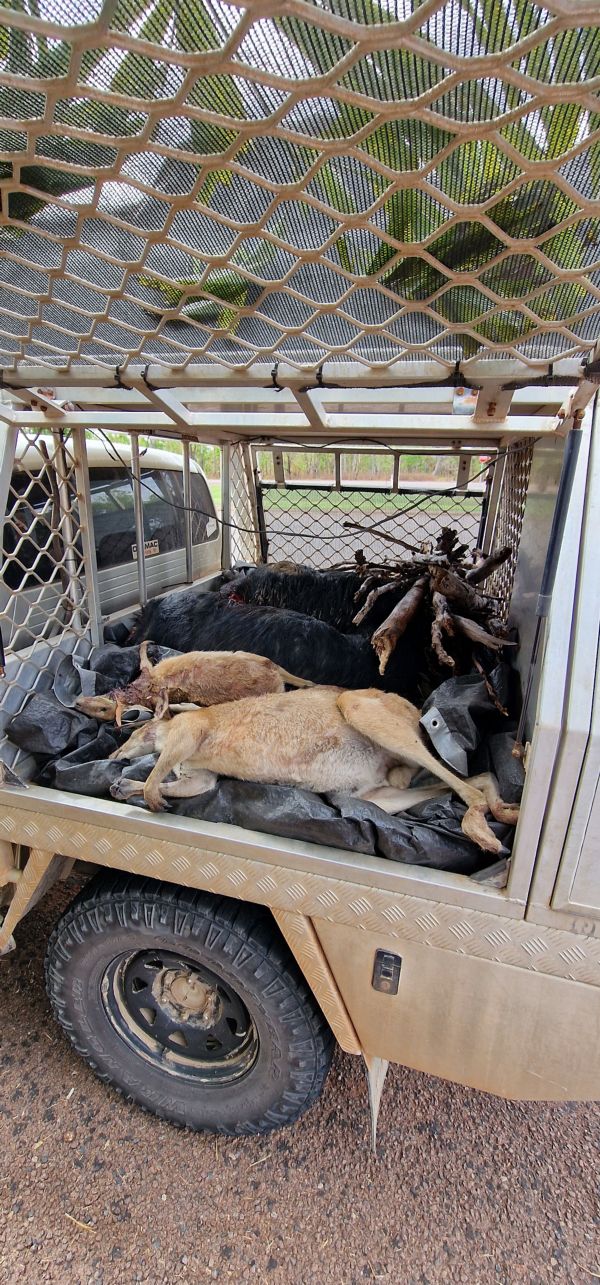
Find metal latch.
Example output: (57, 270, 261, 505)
(420, 706, 469, 775)
(372, 949, 402, 995)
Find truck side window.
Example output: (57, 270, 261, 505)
(190, 473, 218, 543)
(90, 467, 216, 570)
(4, 462, 218, 585)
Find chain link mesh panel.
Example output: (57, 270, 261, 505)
(0, 428, 95, 772)
(259, 481, 484, 569)
(245, 441, 535, 615)
(0, 1, 598, 377)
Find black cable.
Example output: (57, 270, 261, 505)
(87, 427, 537, 546)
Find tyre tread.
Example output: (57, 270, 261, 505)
(45, 873, 334, 1136)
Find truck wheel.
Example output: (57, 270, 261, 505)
(45, 873, 334, 1135)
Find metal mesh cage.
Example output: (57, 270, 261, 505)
(0, 426, 558, 781)
(229, 442, 262, 566)
(0, 428, 97, 772)
(0, 0, 598, 379)
(253, 442, 487, 566)
(487, 439, 536, 606)
(225, 439, 534, 617)
(259, 483, 484, 567)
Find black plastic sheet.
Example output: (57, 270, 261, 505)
(9, 692, 93, 756)
(472, 729, 524, 804)
(53, 654, 102, 706)
(171, 780, 506, 875)
(421, 664, 513, 757)
(10, 643, 523, 877)
(50, 726, 123, 795)
(89, 642, 181, 690)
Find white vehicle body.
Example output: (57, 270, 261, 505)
(0, 0, 598, 1135)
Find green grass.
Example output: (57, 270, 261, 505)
(261, 489, 481, 517)
(208, 478, 222, 510)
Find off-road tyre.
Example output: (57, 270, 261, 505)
(45, 873, 334, 1135)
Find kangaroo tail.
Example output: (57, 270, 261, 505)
(275, 666, 314, 688)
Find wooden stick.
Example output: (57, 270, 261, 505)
(352, 579, 403, 627)
(354, 573, 386, 604)
(431, 591, 455, 668)
(430, 568, 490, 613)
(453, 615, 515, 650)
(465, 545, 512, 585)
(342, 521, 420, 552)
(473, 657, 509, 716)
(370, 575, 428, 675)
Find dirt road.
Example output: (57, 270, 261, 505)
(1, 878, 598, 1285)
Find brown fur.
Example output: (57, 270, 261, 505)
(111, 686, 519, 853)
(76, 644, 312, 724)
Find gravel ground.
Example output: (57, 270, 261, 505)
(1, 877, 598, 1285)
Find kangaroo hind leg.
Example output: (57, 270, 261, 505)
(338, 689, 504, 854)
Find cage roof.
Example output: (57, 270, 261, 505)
(0, 0, 599, 383)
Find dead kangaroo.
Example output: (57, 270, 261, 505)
(76, 641, 312, 724)
(111, 686, 519, 853)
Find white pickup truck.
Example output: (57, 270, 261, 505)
(0, 0, 598, 1140)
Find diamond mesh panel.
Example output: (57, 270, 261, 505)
(488, 439, 536, 611)
(0, 429, 94, 771)
(242, 440, 534, 611)
(229, 443, 261, 565)
(0, 1, 598, 376)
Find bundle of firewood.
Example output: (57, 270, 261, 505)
(338, 528, 514, 694)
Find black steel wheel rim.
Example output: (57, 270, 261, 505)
(101, 949, 259, 1084)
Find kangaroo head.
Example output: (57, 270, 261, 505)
(75, 694, 117, 721)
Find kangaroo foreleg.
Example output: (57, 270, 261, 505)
(111, 777, 145, 802)
(159, 769, 218, 799)
(143, 728, 204, 812)
(139, 640, 153, 673)
(153, 686, 170, 720)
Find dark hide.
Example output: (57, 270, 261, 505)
(129, 591, 423, 696)
(221, 566, 416, 635)
(221, 568, 366, 631)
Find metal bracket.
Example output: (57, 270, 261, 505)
(0, 847, 57, 955)
(363, 1055, 390, 1154)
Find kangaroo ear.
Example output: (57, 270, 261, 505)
(154, 691, 171, 720)
(139, 640, 153, 672)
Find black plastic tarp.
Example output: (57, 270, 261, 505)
(9, 650, 523, 878)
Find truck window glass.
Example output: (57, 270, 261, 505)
(191, 474, 218, 543)
(90, 467, 216, 570)
(4, 464, 218, 586)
